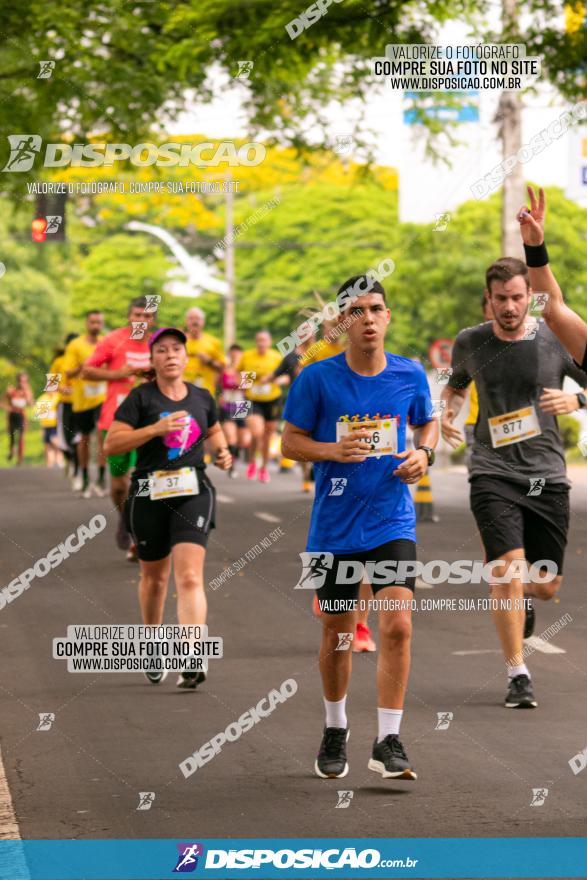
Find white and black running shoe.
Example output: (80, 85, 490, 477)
(505, 674, 537, 708)
(368, 735, 417, 780)
(314, 727, 349, 778)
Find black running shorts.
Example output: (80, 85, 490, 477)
(314, 538, 417, 615)
(73, 404, 101, 435)
(469, 475, 569, 574)
(250, 399, 282, 422)
(127, 479, 216, 562)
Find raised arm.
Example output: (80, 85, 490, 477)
(518, 186, 587, 366)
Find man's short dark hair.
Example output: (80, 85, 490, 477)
(229, 343, 242, 352)
(86, 309, 102, 318)
(128, 296, 148, 314)
(337, 275, 386, 302)
(485, 258, 529, 294)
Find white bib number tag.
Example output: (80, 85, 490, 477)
(488, 406, 541, 448)
(84, 382, 106, 398)
(336, 418, 398, 457)
(251, 383, 271, 397)
(149, 467, 199, 500)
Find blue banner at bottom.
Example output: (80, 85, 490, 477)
(0, 838, 585, 879)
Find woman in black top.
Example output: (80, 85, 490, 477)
(105, 328, 231, 688)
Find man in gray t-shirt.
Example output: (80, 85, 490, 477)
(441, 256, 587, 711)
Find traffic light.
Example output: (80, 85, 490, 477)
(32, 217, 47, 242)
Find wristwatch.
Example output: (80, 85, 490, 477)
(577, 392, 587, 409)
(418, 445, 435, 467)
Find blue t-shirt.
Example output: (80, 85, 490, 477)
(283, 352, 434, 553)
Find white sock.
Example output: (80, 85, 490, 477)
(507, 662, 530, 681)
(324, 696, 347, 729)
(377, 707, 403, 742)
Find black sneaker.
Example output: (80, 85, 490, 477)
(505, 674, 537, 708)
(177, 666, 207, 690)
(368, 735, 417, 780)
(523, 599, 536, 639)
(314, 727, 349, 778)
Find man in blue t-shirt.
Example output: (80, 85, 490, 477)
(282, 274, 438, 781)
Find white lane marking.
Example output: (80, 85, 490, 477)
(216, 494, 234, 504)
(524, 635, 566, 654)
(453, 649, 502, 656)
(0, 746, 21, 842)
(255, 512, 281, 523)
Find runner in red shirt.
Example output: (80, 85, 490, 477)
(83, 297, 156, 556)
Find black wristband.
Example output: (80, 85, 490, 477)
(524, 242, 549, 268)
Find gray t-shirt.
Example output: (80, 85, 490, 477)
(449, 320, 587, 486)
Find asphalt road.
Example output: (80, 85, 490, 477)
(1, 462, 587, 860)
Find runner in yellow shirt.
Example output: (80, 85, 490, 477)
(35, 390, 61, 468)
(183, 308, 225, 395)
(50, 334, 79, 481)
(237, 331, 283, 483)
(63, 311, 106, 497)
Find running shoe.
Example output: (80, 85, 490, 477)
(246, 462, 257, 480)
(177, 668, 207, 690)
(71, 474, 83, 492)
(523, 599, 535, 639)
(353, 622, 376, 652)
(258, 466, 270, 483)
(505, 674, 537, 708)
(145, 668, 168, 685)
(302, 480, 312, 493)
(82, 484, 92, 499)
(126, 544, 138, 563)
(228, 468, 238, 479)
(314, 727, 349, 779)
(312, 594, 321, 618)
(115, 515, 132, 551)
(93, 483, 107, 498)
(368, 735, 417, 780)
